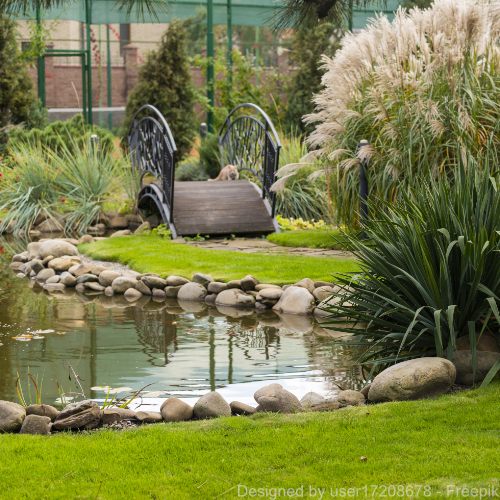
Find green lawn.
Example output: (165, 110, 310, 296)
(267, 229, 345, 249)
(80, 235, 358, 284)
(2, 384, 500, 499)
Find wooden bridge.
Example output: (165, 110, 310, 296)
(128, 104, 281, 238)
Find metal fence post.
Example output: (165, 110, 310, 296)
(357, 139, 370, 236)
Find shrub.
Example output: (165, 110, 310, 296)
(285, 23, 340, 135)
(321, 158, 500, 385)
(192, 48, 290, 132)
(122, 19, 198, 161)
(6, 114, 115, 155)
(0, 14, 47, 151)
(279, 0, 500, 228)
(197, 133, 220, 179)
(175, 157, 209, 181)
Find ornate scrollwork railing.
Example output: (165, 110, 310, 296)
(128, 105, 177, 224)
(218, 103, 281, 216)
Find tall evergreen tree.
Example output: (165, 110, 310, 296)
(122, 19, 197, 161)
(0, 14, 44, 130)
(285, 23, 339, 135)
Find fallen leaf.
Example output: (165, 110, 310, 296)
(57, 332, 66, 335)
(172, 322, 177, 325)
(226, 333, 237, 336)
(34, 329, 54, 334)
(360, 456, 368, 462)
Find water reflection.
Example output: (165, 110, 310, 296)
(0, 240, 362, 408)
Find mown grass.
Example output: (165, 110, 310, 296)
(267, 229, 345, 249)
(80, 235, 358, 284)
(2, 384, 500, 499)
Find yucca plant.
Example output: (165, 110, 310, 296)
(321, 155, 500, 386)
(278, 0, 500, 228)
(49, 136, 128, 233)
(0, 141, 63, 233)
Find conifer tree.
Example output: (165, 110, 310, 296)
(0, 14, 44, 130)
(122, 19, 197, 161)
(285, 23, 339, 135)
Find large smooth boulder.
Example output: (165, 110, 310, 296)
(111, 230, 132, 238)
(313, 286, 334, 303)
(53, 400, 101, 430)
(177, 282, 207, 301)
(192, 273, 214, 287)
(27, 242, 41, 258)
(229, 401, 256, 416)
(215, 289, 255, 308)
(39, 239, 78, 260)
(456, 333, 500, 352)
(166, 276, 190, 287)
(60, 273, 77, 287)
(112, 277, 137, 294)
(36, 268, 56, 281)
(208, 282, 227, 294)
(337, 390, 365, 406)
(0, 401, 26, 432)
(19, 415, 51, 435)
(109, 216, 129, 229)
(76, 273, 99, 284)
(99, 270, 121, 287)
(141, 276, 167, 290)
(160, 397, 193, 422)
(241, 275, 260, 291)
(79, 235, 94, 244)
(226, 280, 241, 289)
(194, 392, 231, 419)
(254, 384, 302, 413)
(165, 285, 182, 298)
(37, 219, 64, 232)
(272, 286, 315, 315)
(124, 288, 142, 300)
(48, 257, 80, 272)
(368, 358, 456, 402)
(30, 260, 44, 274)
(25, 404, 59, 422)
(300, 392, 327, 407)
(293, 278, 315, 294)
(72, 263, 95, 277)
(259, 288, 283, 301)
(106, 407, 136, 419)
(136, 411, 163, 423)
(135, 280, 152, 295)
(452, 351, 500, 385)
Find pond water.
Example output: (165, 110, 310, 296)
(0, 238, 362, 411)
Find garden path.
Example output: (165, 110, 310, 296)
(174, 237, 355, 259)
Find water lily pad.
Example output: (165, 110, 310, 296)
(91, 386, 111, 391)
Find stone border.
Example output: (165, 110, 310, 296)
(10, 238, 342, 317)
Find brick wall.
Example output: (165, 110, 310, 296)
(31, 44, 295, 116)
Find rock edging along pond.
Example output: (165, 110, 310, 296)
(9, 238, 348, 317)
(0, 357, 459, 435)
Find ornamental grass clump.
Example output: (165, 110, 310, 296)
(278, 0, 500, 228)
(321, 159, 500, 385)
(0, 141, 63, 233)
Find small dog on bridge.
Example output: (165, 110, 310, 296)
(208, 164, 239, 181)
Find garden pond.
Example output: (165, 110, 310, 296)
(0, 238, 362, 411)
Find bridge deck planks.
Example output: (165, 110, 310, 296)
(172, 180, 275, 235)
